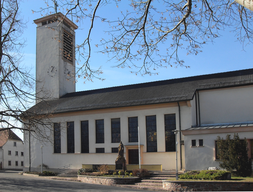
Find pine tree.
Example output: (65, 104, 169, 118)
(217, 134, 252, 177)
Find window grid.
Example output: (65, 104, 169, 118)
(164, 114, 176, 152)
(199, 139, 203, 146)
(15, 151, 18, 156)
(111, 118, 120, 143)
(67, 122, 75, 153)
(111, 148, 118, 153)
(128, 117, 138, 142)
(54, 123, 61, 153)
(96, 148, 105, 153)
(81, 121, 89, 153)
(96, 120, 104, 143)
(146, 115, 157, 152)
(191, 140, 196, 147)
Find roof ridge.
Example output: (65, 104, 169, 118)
(62, 68, 253, 98)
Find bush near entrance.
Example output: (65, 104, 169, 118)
(217, 134, 252, 177)
(179, 170, 231, 180)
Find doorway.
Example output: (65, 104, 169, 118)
(128, 149, 139, 164)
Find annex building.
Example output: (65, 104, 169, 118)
(0, 129, 24, 170)
(23, 13, 253, 172)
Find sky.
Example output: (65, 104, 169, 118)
(13, 0, 253, 139)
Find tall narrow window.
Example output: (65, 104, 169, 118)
(96, 119, 104, 143)
(63, 29, 73, 63)
(81, 121, 89, 153)
(164, 114, 176, 152)
(128, 117, 138, 142)
(111, 118, 120, 143)
(146, 115, 157, 152)
(54, 123, 61, 153)
(67, 122, 75, 153)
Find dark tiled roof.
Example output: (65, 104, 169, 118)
(27, 68, 253, 115)
(0, 129, 22, 147)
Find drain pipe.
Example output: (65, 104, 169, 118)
(177, 102, 182, 170)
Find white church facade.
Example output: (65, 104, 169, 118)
(23, 13, 253, 172)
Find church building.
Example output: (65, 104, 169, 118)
(23, 13, 253, 172)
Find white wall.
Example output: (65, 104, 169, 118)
(184, 131, 253, 170)
(24, 103, 192, 171)
(199, 85, 253, 125)
(2, 140, 24, 170)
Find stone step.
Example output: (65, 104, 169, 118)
(141, 179, 163, 183)
(118, 184, 166, 191)
(134, 185, 166, 191)
(147, 176, 174, 180)
(136, 182, 163, 187)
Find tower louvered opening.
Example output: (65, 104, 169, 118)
(63, 29, 73, 63)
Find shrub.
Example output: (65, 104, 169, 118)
(179, 170, 230, 180)
(132, 169, 150, 178)
(217, 134, 252, 177)
(125, 171, 129, 176)
(98, 164, 109, 174)
(39, 171, 57, 176)
(113, 171, 117, 175)
(118, 170, 125, 175)
(77, 168, 93, 175)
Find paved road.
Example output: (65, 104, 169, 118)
(0, 170, 150, 192)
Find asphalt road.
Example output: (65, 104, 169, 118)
(0, 170, 149, 192)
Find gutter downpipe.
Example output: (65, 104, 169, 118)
(177, 102, 182, 170)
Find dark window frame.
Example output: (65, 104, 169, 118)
(15, 151, 18, 156)
(96, 119, 104, 143)
(164, 114, 176, 152)
(191, 139, 196, 147)
(8, 151, 11, 155)
(111, 148, 118, 153)
(146, 115, 157, 152)
(21, 152, 24, 156)
(21, 161, 24, 166)
(111, 118, 121, 143)
(67, 122, 75, 153)
(128, 117, 138, 142)
(54, 123, 61, 153)
(15, 161, 18, 166)
(14, 142, 16, 147)
(8, 161, 11, 166)
(81, 121, 89, 153)
(96, 148, 105, 153)
(199, 139, 204, 147)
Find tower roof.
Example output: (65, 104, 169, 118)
(34, 12, 78, 30)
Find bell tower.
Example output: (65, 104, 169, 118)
(34, 13, 78, 103)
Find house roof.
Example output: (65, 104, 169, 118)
(0, 129, 23, 147)
(26, 68, 253, 115)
